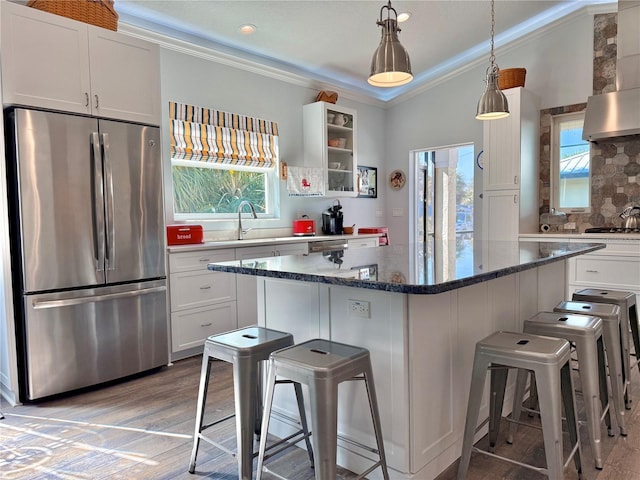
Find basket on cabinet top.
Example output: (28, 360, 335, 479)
(27, 0, 119, 31)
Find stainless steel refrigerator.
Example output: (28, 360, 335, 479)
(5, 108, 168, 401)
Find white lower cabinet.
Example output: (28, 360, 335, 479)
(236, 242, 309, 328)
(168, 248, 237, 359)
(566, 238, 640, 304)
(520, 235, 640, 306)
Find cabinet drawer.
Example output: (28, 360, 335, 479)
(171, 302, 237, 351)
(170, 270, 236, 311)
(571, 255, 640, 288)
(170, 248, 235, 273)
(347, 237, 378, 249)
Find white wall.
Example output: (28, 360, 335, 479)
(159, 48, 387, 238)
(384, 11, 595, 244)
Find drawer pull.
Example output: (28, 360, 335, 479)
(585, 269, 599, 273)
(200, 322, 212, 327)
(200, 285, 212, 290)
(199, 258, 211, 262)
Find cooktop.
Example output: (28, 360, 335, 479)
(584, 227, 640, 234)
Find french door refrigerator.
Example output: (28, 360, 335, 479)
(5, 108, 168, 401)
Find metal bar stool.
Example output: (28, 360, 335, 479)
(457, 331, 582, 480)
(554, 300, 627, 436)
(189, 326, 314, 479)
(508, 312, 609, 469)
(256, 338, 390, 480)
(573, 288, 640, 409)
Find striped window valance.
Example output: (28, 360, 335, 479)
(169, 101, 278, 168)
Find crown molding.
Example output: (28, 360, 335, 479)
(117, 22, 386, 109)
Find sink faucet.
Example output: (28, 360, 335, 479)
(237, 201, 258, 240)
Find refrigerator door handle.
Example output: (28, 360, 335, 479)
(91, 132, 105, 272)
(102, 132, 116, 271)
(31, 286, 166, 309)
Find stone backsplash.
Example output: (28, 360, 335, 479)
(539, 13, 640, 232)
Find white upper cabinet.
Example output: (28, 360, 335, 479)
(482, 87, 539, 192)
(1, 2, 160, 125)
(482, 87, 540, 241)
(303, 101, 358, 197)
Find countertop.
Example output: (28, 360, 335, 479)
(167, 233, 382, 253)
(207, 240, 605, 295)
(519, 233, 640, 241)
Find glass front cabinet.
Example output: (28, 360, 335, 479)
(303, 101, 357, 197)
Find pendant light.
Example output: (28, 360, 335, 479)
(368, 0, 413, 88)
(476, 0, 509, 120)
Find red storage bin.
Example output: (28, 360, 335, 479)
(358, 227, 389, 246)
(167, 224, 204, 245)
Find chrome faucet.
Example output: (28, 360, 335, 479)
(237, 200, 258, 240)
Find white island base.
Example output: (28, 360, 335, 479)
(256, 260, 567, 479)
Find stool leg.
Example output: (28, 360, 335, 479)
(619, 316, 632, 410)
(534, 364, 567, 480)
(560, 361, 583, 477)
(488, 366, 508, 453)
(189, 355, 212, 473)
(629, 305, 640, 375)
(363, 362, 390, 480)
(308, 377, 339, 480)
(234, 356, 258, 480)
(507, 368, 529, 444)
(574, 337, 603, 469)
(256, 359, 278, 480)
(293, 381, 315, 467)
(457, 355, 490, 480)
(597, 336, 613, 437)
(602, 320, 627, 435)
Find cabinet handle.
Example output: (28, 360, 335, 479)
(274, 251, 279, 256)
(200, 322, 212, 327)
(585, 269, 599, 273)
(199, 285, 212, 290)
(85, 92, 89, 107)
(94, 94, 99, 109)
(513, 194, 518, 204)
(199, 258, 211, 262)
(514, 175, 518, 185)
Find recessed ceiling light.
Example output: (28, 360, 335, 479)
(397, 12, 411, 23)
(239, 24, 257, 35)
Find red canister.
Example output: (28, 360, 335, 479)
(292, 218, 316, 236)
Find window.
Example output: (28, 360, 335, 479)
(169, 101, 280, 221)
(551, 112, 591, 212)
(171, 161, 278, 220)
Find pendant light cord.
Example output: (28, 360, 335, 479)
(489, 0, 497, 73)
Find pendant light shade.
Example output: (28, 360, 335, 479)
(476, 66, 509, 120)
(368, 1, 413, 88)
(476, 0, 509, 120)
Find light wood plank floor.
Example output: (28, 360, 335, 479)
(1, 354, 639, 479)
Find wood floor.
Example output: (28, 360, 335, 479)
(1, 354, 639, 479)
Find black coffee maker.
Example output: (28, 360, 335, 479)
(322, 200, 344, 235)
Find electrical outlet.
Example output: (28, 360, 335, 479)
(376, 209, 384, 218)
(564, 222, 576, 230)
(349, 299, 370, 318)
(392, 208, 403, 217)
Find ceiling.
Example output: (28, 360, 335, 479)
(115, 0, 614, 103)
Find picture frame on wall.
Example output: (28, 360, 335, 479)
(357, 166, 377, 198)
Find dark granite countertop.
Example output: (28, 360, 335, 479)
(207, 240, 605, 294)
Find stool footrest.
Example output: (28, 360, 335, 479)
(356, 461, 384, 480)
(201, 412, 235, 433)
(258, 428, 313, 462)
(197, 433, 237, 458)
(471, 446, 547, 475)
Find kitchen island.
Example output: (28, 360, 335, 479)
(208, 240, 605, 479)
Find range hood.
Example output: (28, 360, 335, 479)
(583, 1, 640, 143)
